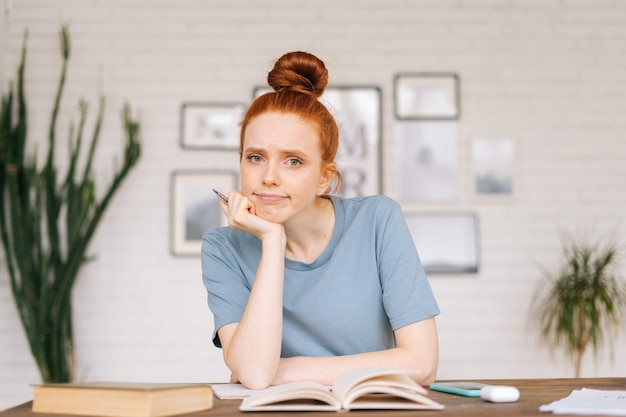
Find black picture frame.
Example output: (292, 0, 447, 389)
(179, 102, 246, 150)
(170, 170, 238, 256)
(404, 211, 480, 274)
(253, 86, 382, 198)
(394, 73, 460, 120)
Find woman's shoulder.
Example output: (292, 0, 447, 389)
(203, 226, 258, 250)
(335, 194, 400, 211)
(333, 194, 401, 221)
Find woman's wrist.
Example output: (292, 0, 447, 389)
(261, 226, 286, 250)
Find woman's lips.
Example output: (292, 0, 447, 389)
(254, 193, 288, 203)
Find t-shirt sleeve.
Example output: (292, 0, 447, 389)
(376, 199, 440, 329)
(201, 230, 251, 348)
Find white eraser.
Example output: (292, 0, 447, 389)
(480, 385, 520, 403)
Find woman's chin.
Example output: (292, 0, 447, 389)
(254, 208, 286, 224)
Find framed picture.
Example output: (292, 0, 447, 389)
(180, 102, 246, 150)
(471, 137, 515, 197)
(393, 121, 458, 202)
(394, 73, 460, 120)
(253, 86, 382, 198)
(404, 211, 480, 274)
(170, 170, 238, 256)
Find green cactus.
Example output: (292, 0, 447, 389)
(0, 26, 141, 383)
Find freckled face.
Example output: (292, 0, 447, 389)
(240, 112, 332, 225)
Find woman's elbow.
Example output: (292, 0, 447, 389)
(237, 374, 273, 390)
(420, 365, 438, 386)
(407, 355, 438, 386)
(410, 363, 438, 386)
(227, 363, 276, 390)
(223, 346, 278, 389)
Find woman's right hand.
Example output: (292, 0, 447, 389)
(218, 190, 284, 242)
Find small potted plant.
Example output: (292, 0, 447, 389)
(529, 232, 626, 377)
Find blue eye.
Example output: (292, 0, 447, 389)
(287, 159, 302, 167)
(248, 155, 263, 163)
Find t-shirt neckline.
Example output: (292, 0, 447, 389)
(284, 196, 343, 271)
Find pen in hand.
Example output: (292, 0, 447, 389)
(212, 188, 229, 204)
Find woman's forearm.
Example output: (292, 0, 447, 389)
(222, 232, 286, 389)
(273, 318, 439, 386)
(274, 348, 437, 387)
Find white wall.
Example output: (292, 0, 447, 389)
(2, 0, 626, 410)
(0, 0, 5, 90)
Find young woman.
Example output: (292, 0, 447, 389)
(201, 51, 440, 390)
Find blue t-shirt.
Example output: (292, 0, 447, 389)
(201, 195, 440, 358)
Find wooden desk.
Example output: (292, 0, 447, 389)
(2, 378, 624, 417)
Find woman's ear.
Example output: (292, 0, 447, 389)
(317, 162, 337, 195)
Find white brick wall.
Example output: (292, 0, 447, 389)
(2, 0, 626, 410)
(0, 0, 5, 90)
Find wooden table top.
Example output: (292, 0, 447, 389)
(2, 377, 625, 417)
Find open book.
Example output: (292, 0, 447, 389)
(239, 367, 444, 412)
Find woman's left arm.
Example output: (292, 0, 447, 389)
(272, 316, 438, 386)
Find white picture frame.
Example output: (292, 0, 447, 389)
(393, 121, 458, 202)
(180, 102, 245, 150)
(394, 73, 460, 120)
(170, 171, 238, 256)
(404, 211, 480, 274)
(471, 137, 515, 198)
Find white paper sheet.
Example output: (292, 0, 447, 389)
(210, 383, 259, 399)
(540, 388, 626, 415)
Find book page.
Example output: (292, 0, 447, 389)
(239, 381, 341, 412)
(332, 367, 425, 399)
(331, 367, 442, 411)
(344, 385, 444, 410)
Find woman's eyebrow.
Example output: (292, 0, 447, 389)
(244, 146, 308, 158)
(242, 146, 265, 154)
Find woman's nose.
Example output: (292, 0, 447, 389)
(262, 161, 280, 186)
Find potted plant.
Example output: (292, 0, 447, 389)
(0, 26, 141, 383)
(529, 232, 626, 377)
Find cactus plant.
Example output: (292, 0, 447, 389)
(0, 26, 141, 383)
